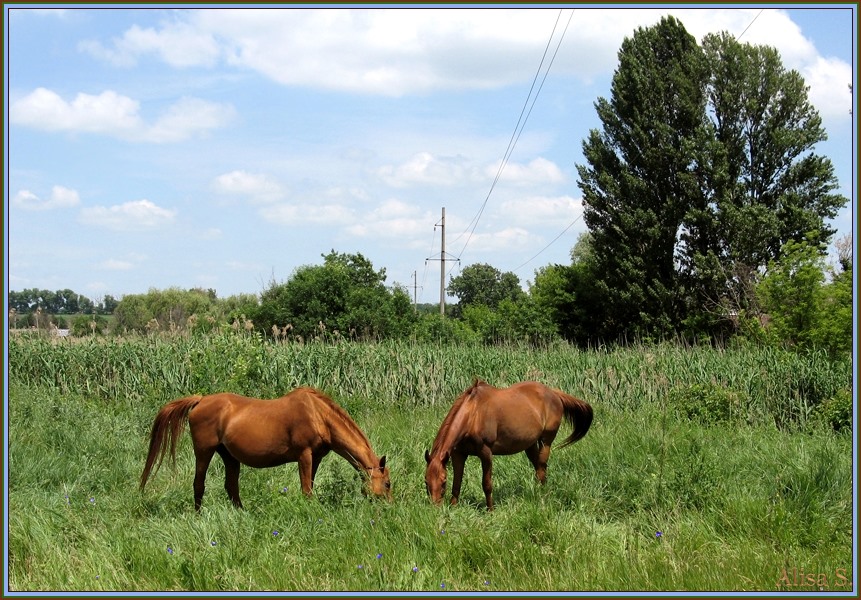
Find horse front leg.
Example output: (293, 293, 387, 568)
(297, 448, 315, 497)
(478, 447, 494, 511)
(217, 446, 243, 509)
(449, 452, 467, 506)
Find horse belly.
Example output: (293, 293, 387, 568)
(222, 420, 312, 468)
(490, 413, 548, 455)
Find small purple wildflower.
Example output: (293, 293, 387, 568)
(357, 564, 363, 570)
(89, 497, 95, 504)
(376, 553, 383, 559)
(211, 541, 217, 546)
(281, 487, 288, 493)
(655, 531, 663, 538)
(484, 580, 490, 586)
(440, 529, 445, 535)
(273, 531, 279, 537)
(440, 582, 446, 589)
(167, 546, 173, 555)
(412, 566, 419, 573)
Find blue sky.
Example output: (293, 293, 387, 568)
(5, 4, 856, 304)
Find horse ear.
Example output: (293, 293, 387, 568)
(379, 455, 386, 469)
(424, 449, 431, 464)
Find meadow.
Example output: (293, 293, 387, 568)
(6, 332, 854, 593)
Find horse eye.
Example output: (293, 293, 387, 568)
(385, 482, 391, 489)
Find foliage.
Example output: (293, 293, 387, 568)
(447, 263, 524, 318)
(113, 288, 217, 334)
(253, 251, 416, 342)
(576, 17, 847, 342)
(757, 238, 852, 355)
(812, 389, 853, 433)
(667, 383, 745, 426)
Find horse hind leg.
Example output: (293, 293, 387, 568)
(216, 446, 243, 509)
(525, 442, 551, 485)
(193, 448, 216, 512)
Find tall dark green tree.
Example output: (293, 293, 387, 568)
(577, 16, 709, 340)
(686, 32, 847, 332)
(576, 17, 847, 342)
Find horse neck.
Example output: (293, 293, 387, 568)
(430, 397, 472, 461)
(329, 415, 377, 472)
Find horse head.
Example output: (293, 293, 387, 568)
(424, 449, 448, 505)
(363, 455, 392, 501)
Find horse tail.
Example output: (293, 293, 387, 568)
(140, 395, 202, 491)
(556, 391, 593, 449)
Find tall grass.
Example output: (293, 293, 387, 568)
(6, 334, 854, 592)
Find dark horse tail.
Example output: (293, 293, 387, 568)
(140, 395, 202, 491)
(556, 391, 593, 449)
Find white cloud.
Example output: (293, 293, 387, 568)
(258, 203, 355, 226)
(13, 185, 80, 210)
(345, 199, 434, 239)
(490, 157, 565, 186)
(80, 199, 176, 231)
(79, 8, 850, 120)
(458, 227, 537, 253)
(79, 21, 220, 68)
(10, 88, 234, 142)
(499, 195, 582, 226)
(376, 152, 479, 187)
(212, 170, 284, 203)
(99, 259, 134, 270)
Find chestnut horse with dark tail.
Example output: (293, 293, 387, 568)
(140, 387, 391, 510)
(425, 379, 592, 510)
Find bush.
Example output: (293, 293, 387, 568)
(668, 383, 745, 426)
(813, 389, 853, 433)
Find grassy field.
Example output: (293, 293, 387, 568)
(6, 333, 854, 592)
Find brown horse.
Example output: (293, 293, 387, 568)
(424, 379, 592, 510)
(140, 387, 391, 510)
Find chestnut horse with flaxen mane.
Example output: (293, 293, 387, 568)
(425, 379, 592, 510)
(140, 387, 391, 510)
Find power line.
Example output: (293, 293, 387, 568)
(453, 8, 575, 261)
(512, 213, 582, 274)
(510, 8, 764, 277)
(735, 9, 764, 41)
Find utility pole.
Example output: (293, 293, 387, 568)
(426, 207, 459, 316)
(411, 270, 422, 312)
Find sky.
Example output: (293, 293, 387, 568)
(5, 4, 856, 306)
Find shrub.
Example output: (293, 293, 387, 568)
(668, 383, 745, 426)
(813, 389, 853, 433)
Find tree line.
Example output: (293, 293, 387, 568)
(8, 17, 851, 356)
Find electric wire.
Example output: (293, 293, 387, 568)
(452, 9, 575, 260)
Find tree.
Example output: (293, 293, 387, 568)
(577, 16, 709, 340)
(254, 251, 415, 341)
(530, 233, 607, 345)
(447, 263, 525, 317)
(576, 17, 848, 342)
(686, 33, 847, 334)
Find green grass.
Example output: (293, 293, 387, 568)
(6, 335, 854, 592)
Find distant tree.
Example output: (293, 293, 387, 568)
(530, 233, 608, 345)
(447, 263, 525, 318)
(254, 251, 414, 341)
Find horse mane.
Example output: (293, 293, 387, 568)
(430, 378, 486, 456)
(303, 387, 373, 447)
